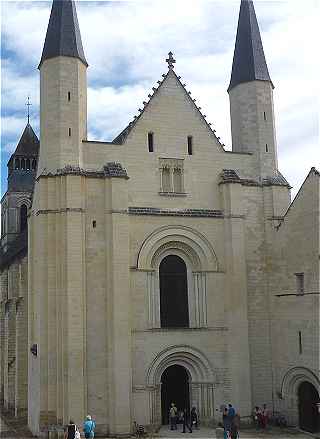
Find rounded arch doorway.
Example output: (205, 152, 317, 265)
(161, 365, 190, 425)
(298, 381, 320, 433)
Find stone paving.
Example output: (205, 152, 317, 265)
(156, 425, 315, 439)
(0, 414, 317, 439)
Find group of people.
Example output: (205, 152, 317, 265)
(222, 404, 240, 439)
(64, 415, 96, 439)
(253, 404, 269, 429)
(169, 403, 199, 433)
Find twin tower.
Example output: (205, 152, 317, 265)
(38, 0, 278, 180)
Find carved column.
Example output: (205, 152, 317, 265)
(192, 272, 207, 327)
(147, 271, 160, 328)
(190, 382, 214, 423)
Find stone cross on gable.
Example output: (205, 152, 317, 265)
(166, 51, 176, 69)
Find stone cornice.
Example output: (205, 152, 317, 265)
(128, 207, 223, 218)
(37, 163, 129, 180)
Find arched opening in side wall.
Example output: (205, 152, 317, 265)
(20, 204, 28, 231)
(298, 381, 320, 433)
(161, 365, 190, 425)
(160, 255, 189, 328)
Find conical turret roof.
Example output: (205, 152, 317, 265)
(228, 0, 273, 92)
(12, 123, 39, 157)
(39, 0, 88, 68)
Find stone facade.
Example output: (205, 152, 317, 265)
(0, 0, 319, 437)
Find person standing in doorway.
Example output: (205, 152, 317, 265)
(190, 407, 198, 429)
(83, 415, 95, 438)
(169, 403, 178, 430)
(182, 408, 192, 433)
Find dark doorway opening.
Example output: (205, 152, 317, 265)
(160, 255, 189, 328)
(20, 205, 28, 231)
(298, 381, 320, 433)
(161, 365, 190, 425)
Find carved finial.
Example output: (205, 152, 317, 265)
(26, 96, 32, 124)
(166, 51, 176, 70)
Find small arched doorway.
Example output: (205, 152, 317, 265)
(160, 255, 189, 328)
(161, 365, 190, 425)
(298, 381, 320, 433)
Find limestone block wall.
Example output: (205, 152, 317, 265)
(39, 57, 87, 173)
(0, 256, 28, 417)
(0, 269, 8, 403)
(229, 80, 278, 179)
(268, 170, 320, 425)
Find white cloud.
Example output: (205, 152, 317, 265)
(1, 0, 318, 199)
(1, 116, 28, 138)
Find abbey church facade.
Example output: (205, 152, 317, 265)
(0, 0, 319, 436)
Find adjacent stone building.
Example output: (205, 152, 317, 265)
(0, 0, 319, 436)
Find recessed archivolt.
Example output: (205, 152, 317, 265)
(146, 345, 215, 386)
(16, 197, 31, 208)
(137, 225, 219, 271)
(280, 367, 320, 399)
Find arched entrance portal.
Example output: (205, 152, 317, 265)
(298, 381, 320, 433)
(161, 365, 190, 425)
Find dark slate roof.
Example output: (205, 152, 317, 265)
(11, 123, 39, 158)
(263, 171, 291, 188)
(228, 0, 273, 92)
(220, 169, 291, 188)
(8, 171, 37, 192)
(39, 0, 88, 68)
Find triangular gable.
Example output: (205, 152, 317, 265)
(112, 68, 225, 151)
(283, 167, 319, 220)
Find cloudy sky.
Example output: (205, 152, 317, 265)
(1, 0, 318, 198)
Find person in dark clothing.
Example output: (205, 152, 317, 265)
(64, 420, 76, 439)
(231, 413, 240, 439)
(181, 408, 192, 433)
(222, 407, 231, 439)
(190, 407, 198, 429)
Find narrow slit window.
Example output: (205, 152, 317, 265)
(264, 111, 267, 121)
(298, 331, 302, 354)
(187, 136, 193, 155)
(68, 91, 71, 102)
(92, 220, 96, 228)
(68, 128, 72, 137)
(265, 144, 268, 152)
(295, 273, 304, 295)
(148, 132, 154, 152)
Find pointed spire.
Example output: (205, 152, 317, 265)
(39, 0, 88, 69)
(13, 124, 39, 157)
(228, 0, 273, 92)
